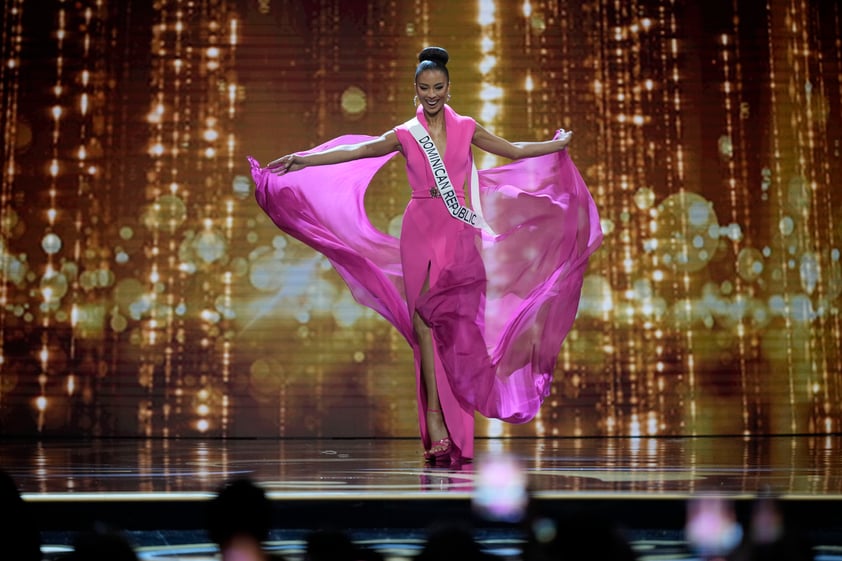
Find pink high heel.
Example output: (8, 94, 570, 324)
(424, 409, 452, 464)
(426, 437, 452, 464)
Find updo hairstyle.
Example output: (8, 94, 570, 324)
(415, 46, 450, 82)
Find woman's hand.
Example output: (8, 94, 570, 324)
(266, 154, 304, 175)
(556, 128, 573, 150)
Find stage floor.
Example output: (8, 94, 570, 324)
(4, 435, 842, 560)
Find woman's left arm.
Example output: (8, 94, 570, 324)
(471, 123, 572, 160)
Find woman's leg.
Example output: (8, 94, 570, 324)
(413, 264, 450, 451)
(413, 311, 449, 451)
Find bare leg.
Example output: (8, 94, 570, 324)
(413, 311, 449, 451)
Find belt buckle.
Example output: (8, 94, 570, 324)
(429, 187, 439, 198)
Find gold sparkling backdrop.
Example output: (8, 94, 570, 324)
(0, 0, 840, 438)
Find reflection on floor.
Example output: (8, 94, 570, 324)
(3, 435, 842, 560)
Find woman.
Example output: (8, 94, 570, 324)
(249, 47, 602, 466)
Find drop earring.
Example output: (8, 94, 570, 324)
(447, 94, 451, 102)
(413, 95, 418, 107)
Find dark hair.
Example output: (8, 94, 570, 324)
(206, 478, 273, 548)
(415, 46, 450, 82)
(417, 522, 494, 561)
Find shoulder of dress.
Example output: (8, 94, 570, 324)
(445, 106, 476, 130)
(394, 116, 420, 133)
(392, 124, 410, 140)
(391, 124, 414, 154)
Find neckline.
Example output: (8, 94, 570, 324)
(416, 104, 449, 160)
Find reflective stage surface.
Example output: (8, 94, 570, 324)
(3, 435, 842, 560)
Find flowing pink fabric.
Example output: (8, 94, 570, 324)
(249, 105, 602, 461)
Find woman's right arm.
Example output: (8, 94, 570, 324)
(267, 131, 401, 175)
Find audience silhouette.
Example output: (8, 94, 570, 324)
(0, 469, 42, 561)
(1, 468, 818, 561)
(206, 477, 285, 561)
(726, 497, 813, 561)
(304, 528, 359, 561)
(523, 512, 637, 561)
(417, 520, 500, 561)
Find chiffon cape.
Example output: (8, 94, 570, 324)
(249, 108, 602, 457)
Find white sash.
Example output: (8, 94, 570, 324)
(406, 117, 495, 235)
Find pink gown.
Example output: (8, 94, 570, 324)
(249, 105, 602, 462)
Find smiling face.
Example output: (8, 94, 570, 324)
(414, 69, 450, 116)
